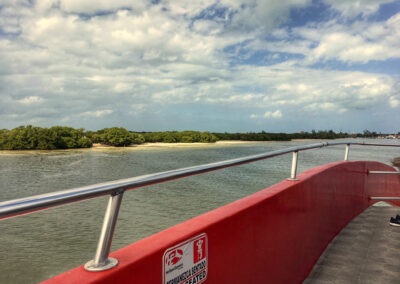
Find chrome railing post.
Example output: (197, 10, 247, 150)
(84, 190, 124, 271)
(344, 144, 350, 161)
(288, 151, 299, 180)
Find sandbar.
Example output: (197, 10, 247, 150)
(0, 140, 271, 154)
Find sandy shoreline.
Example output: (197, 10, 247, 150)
(0, 139, 348, 154)
(92, 140, 268, 149)
(290, 139, 333, 142)
(92, 139, 335, 148)
(0, 140, 271, 154)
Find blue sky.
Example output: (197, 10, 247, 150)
(0, 0, 399, 133)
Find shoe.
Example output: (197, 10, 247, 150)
(390, 217, 400, 227)
(396, 215, 400, 220)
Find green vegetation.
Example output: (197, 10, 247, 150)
(0, 125, 394, 151)
(141, 131, 218, 143)
(87, 127, 145, 147)
(213, 131, 291, 141)
(0, 125, 92, 150)
(213, 130, 349, 141)
(0, 127, 217, 150)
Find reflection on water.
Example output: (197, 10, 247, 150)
(0, 139, 398, 283)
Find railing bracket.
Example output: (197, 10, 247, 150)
(84, 257, 118, 272)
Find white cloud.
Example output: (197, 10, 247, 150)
(250, 110, 283, 119)
(0, 0, 399, 131)
(200, 93, 264, 105)
(59, 0, 147, 14)
(162, 0, 216, 17)
(114, 83, 133, 93)
(323, 0, 395, 18)
(304, 102, 347, 114)
(249, 13, 400, 64)
(239, 63, 397, 114)
(131, 104, 146, 112)
(264, 110, 282, 119)
(223, 0, 311, 32)
(82, 110, 113, 117)
(389, 97, 400, 108)
(17, 96, 44, 105)
(308, 30, 399, 63)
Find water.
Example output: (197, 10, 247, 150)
(0, 139, 399, 283)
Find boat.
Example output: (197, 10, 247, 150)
(0, 141, 399, 283)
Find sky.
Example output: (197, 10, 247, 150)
(0, 0, 399, 133)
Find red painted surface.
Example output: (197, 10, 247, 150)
(43, 161, 400, 284)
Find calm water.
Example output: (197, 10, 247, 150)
(0, 139, 399, 283)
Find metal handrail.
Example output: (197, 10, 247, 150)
(0, 141, 399, 271)
(369, 171, 400, 175)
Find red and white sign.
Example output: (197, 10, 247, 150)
(163, 233, 208, 284)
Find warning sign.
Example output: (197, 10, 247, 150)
(163, 233, 208, 284)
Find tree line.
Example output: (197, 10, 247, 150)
(139, 131, 218, 143)
(0, 126, 218, 150)
(0, 126, 92, 150)
(0, 125, 391, 150)
(213, 130, 349, 141)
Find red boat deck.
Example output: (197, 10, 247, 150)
(304, 204, 400, 284)
(43, 161, 400, 284)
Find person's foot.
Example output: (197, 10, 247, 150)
(396, 214, 400, 220)
(390, 217, 400, 227)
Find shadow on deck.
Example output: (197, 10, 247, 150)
(304, 204, 400, 284)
